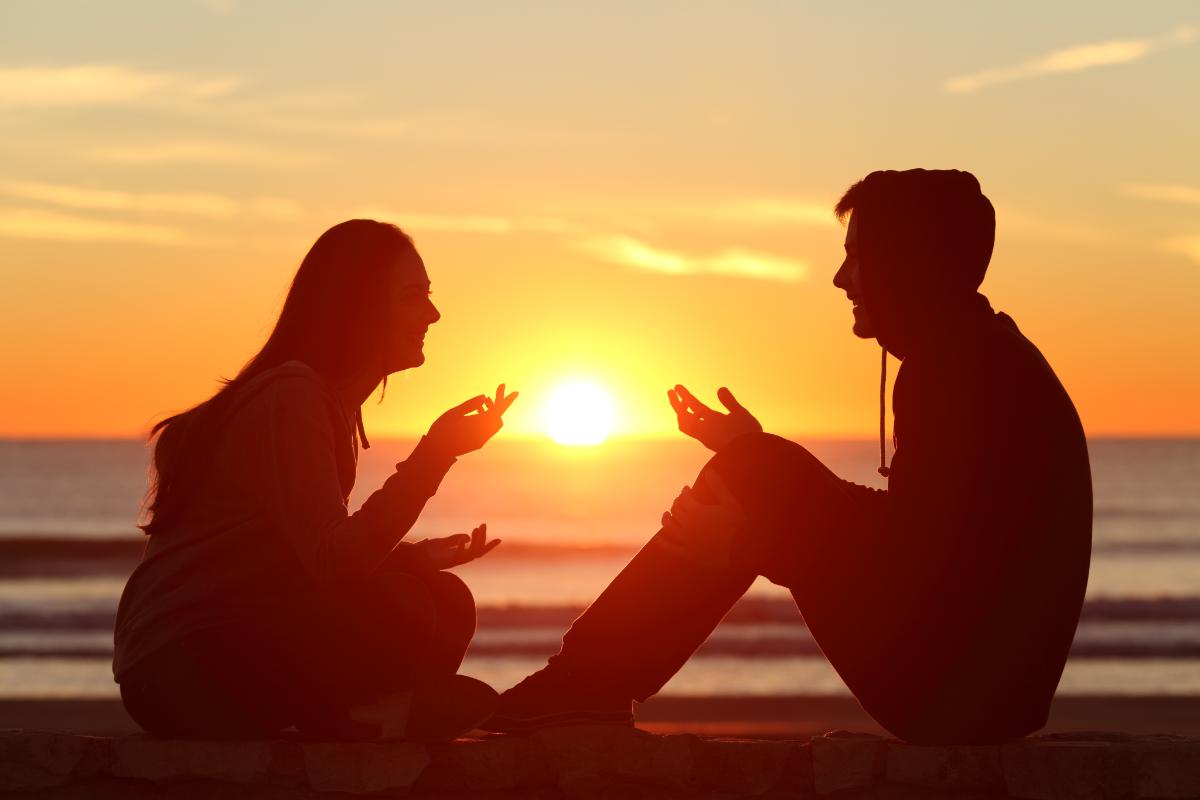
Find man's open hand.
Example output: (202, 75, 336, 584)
(668, 385, 762, 452)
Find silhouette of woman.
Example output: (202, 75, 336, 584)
(114, 220, 516, 741)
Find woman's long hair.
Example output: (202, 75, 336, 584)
(138, 220, 415, 537)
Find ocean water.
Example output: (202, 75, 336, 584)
(0, 437, 1197, 699)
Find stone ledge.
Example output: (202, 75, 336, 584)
(2, 727, 1198, 798)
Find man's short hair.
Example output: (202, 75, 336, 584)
(835, 169, 996, 294)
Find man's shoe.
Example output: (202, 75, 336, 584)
(480, 665, 635, 734)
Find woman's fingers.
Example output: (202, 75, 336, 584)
(479, 539, 502, 557)
(448, 395, 488, 416)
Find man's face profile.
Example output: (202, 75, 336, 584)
(833, 213, 875, 339)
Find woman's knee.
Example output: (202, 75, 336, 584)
(424, 571, 477, 641)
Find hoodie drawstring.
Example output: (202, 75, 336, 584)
(355, 407, 371, 450)
(877, 345, 891, 478)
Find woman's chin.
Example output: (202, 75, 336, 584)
(387, 349, 426, 372)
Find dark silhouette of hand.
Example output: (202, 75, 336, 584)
(414, 524, 501, 570)
(656, 472, 745, 570)
(426, 384, 518, 457)
(667, 384, 762, 452)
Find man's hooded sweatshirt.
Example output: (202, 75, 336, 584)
(848, 170, 1092, 742)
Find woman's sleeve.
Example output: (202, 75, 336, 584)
(225, 376, 457, 581)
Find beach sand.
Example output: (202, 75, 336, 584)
(5, 694, 1199, 739)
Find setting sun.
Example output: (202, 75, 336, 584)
(543, 380, 616, 446)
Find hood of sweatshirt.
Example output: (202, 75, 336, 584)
(852, 169, 996, 359)
(848, 169, 997, 475)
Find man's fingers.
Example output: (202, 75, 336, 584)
(667, 389, 686, 415)
(717, 387, 746, 415)
(675, 385, 714, 417)
(669, 488, 705, 526)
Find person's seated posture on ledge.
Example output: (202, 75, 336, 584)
(487, 169, 1092, 745)
(114, 220, 514, 741)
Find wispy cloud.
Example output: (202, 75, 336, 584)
(1000, 207, 1113, 246)
(1165, 235, 1200, 265)
(945, 25, 1198, 93)
(87, 139, 325, 168)
(0, 64, 239, 108)
(579, 234, 807, 282)
(0, 180, 305, 222)
(709, 198, 837, 227)
(0, 180, 236, 218)
(1123, 183, 1200, 206)
(348, 208, 581, 235)
(0, 208, 194, 245)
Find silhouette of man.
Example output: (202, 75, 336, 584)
(487, 169, 1092, 744)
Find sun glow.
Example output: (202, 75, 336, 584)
(543, 380, 616, 446)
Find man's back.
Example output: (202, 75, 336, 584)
(861, 297, 1092, 742)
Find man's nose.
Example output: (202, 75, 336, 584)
(833, 261, 848, 289)
(426, 300, 442, 325)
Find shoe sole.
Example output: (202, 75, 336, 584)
(403, 674, 500, 743)
(480, 709, 635, 735)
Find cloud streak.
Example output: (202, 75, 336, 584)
(0, 180, 237, 218)
(1165, 235, 1200, 265)
(579, 234, 807, 282)
(0, 64, 239, 108)
(86, 139, 325, 168)
(348, 208, 582, 235)
(945, 25, 1197, 93)
(1123, 183, 1200, 206)
(0, 208, 194, 245)
(0, 179, 304, 223)
(709, 198, 837, 227)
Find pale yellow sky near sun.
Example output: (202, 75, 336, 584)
(1, 2, 1198, 439)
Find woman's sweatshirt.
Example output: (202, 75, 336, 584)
(112, 360, 457, 681)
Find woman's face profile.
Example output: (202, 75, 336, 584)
(385, 247, 441, 372)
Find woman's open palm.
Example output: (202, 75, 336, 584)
(426, 384, 518, 457)
(415, 524, 501, 570)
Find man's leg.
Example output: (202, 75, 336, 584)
(488, 433, 875, 729)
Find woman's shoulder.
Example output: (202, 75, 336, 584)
(227, 361, 349, 432)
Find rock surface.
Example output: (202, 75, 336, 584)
(1, 727, 1197, 798)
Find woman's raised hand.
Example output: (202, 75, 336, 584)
(426, 384, 518, 457)
(667, 384, 762, 452)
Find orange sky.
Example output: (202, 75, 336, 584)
(2, 2, 1198, 439)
